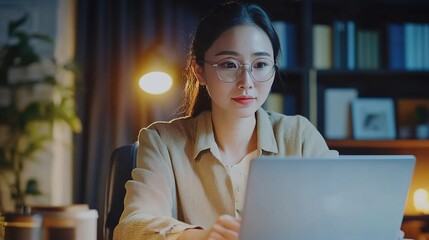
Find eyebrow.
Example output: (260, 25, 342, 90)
(214, 51, 272, 57)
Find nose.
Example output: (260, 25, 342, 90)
(237, 64, 254, 89)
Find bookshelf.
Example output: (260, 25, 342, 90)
(257, 0, 429, 140)
(258, 1, 429, 237)
(184, 0, 429, 237)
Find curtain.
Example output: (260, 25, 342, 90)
(74, 0, 198, 238)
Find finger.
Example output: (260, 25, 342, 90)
(212, 222, 239, 240)
(207, 231, 223, 240)
(218, 215, 241, 232)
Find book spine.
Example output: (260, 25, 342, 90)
(283, 95, 297, 115)
(346, 21, 356, 70)
(287, 23, 297, 68)
(405, 22, 417, 70)
(387, 23, 405, 70)
(423, 24, 429, 70)
(357, 30, 365, 69)
(333, 21, 346, 69)
(264, 93, 284, 114)
(312, 24, 332, 69)
(273, 21, 288, 70)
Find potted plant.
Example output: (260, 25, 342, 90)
(0, 14, 81, 212)
(415, 105, 429, 139)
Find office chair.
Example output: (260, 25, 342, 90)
(104, 142, 139, 240)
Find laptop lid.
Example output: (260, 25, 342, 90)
(239, 155, 415, 240)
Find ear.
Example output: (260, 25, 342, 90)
(191, 59, 207, 86)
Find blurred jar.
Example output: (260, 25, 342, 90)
(0, 213, 5, 240)
(30, 204, 98, 240)
(4, 212, 42, 240)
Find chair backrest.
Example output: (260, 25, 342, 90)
(104, 142, 139, 240)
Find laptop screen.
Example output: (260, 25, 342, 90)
(239, 155, 415, 240)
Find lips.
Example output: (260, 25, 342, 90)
(232, 96, 256, 105)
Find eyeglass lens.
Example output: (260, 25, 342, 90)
(215, 58, 275, 82)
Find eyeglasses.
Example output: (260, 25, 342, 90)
(203, 58, 277, 83)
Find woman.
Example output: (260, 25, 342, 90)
(113, 1, 337, 240)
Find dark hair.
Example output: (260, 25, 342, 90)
(180, 1, 281, 117)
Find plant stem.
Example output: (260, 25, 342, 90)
(11, 145, 25, 213)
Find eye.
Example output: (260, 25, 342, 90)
(253, 59, 273, 69)
(218, 59, 239, 69)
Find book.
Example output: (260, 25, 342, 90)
(324, 88, 358, 139)
(333, 21, 346, 69)
(312, 24, 332, 69)
(371, 31, 381, 69)
(286, 23, 297, 68)
(346, 21, 356, 70)
(273, 21, 288, 70)
(387, 23, 405, 70)
(405, 22, 418, 70)
(264, 93, 284, 114)
(273, 21, 297, 69)
(357, 30, 365, 69)
(283, 94, 297, 115)
(424, 24, 429, 70)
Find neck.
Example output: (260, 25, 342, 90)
(211, 110, 258, 164)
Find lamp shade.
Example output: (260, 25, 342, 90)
(138, 71, 173, 94)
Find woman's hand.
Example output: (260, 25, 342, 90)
(178, 214, 241, 240)
(206, 215, 241, 240)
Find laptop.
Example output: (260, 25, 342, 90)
(239, 155, 415, 240)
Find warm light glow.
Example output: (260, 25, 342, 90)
(139, 71, 173, 95)
(413, 188, 429, 214)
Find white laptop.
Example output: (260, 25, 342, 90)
(239, 155, 415, 240)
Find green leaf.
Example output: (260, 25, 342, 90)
(25, 179, 42, 195)
(69, 116, 82, 132)
(7, 14, 29, 36)
(16, 41, 40, 66)
(18, 102, 56, 129)
(0, 149, 13, 169)
(30, 33, 53, 44)
(416, 106, 428, 122)
(1, 45, 21, 67)
(24, 136, 52, 157)
(12, 31, 30, 45)
(63, 61, 79, 74)
(43, 75, 56, 85)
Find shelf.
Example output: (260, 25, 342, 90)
(316, 69, 429, 76)
(315, 71, 429, 99)
(327, 139, 429, 149)
(404, 214, 429, 222)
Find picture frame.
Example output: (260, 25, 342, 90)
(351, 98, 396, 140)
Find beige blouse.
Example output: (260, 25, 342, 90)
(224, 149, 260, 218)
(113, 108, 338, 240)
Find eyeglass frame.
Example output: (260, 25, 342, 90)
(201, 57, 278, 83)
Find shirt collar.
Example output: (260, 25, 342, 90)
(193, 111, 216, 159)
(192, 108, 278, 160)
(256, 108, 278, 154)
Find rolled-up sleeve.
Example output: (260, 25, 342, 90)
(113, 128, 201, 240)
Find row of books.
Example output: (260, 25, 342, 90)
(274, 20, 429, 71)
(263, 93, 297, 116)
(272, 21, 298, 69)
(313, 21, 429, 71)
(388, 22, 429, 70)
(313, 21, 380, 70)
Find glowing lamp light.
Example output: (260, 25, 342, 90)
(413, 188, 429, 214)
(139, 71, 173, 95)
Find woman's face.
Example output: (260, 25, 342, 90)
(194, 24, 275, 119)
